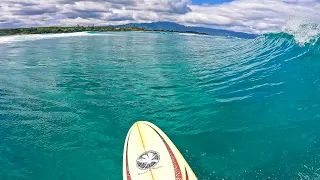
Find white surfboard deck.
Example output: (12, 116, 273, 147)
(123, 121, 198, 180)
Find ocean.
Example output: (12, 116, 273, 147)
(0, 30, 319, 179)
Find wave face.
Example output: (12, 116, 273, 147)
(0, 29, 319, 180)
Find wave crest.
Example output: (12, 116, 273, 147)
(261, 31, 320, 49)
(282, 15, 320, 45)
(283, 23, 320, 45)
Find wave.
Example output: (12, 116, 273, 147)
(260, 14, 320, 46)
(261, 31, 320, 48)
(262, 32, 319, 48)
(1, 22, 319, 180)
(283, 14, 320, 45)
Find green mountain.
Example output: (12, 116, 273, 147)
(121, 21, 257, 39)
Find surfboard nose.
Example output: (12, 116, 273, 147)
(131, 121, 152, 130)
(123, 120, 198, 180)
(133, 121, 149, 126)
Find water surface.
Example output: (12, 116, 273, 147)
(0, 32, 320, 179)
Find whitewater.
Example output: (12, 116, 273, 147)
(0, 22, 319, 179)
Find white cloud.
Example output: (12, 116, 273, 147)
(181, 0, 320, 33)
(0, 0, 319, 34)
(59, 17, 106, 26)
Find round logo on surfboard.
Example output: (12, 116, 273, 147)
(136, 150, 160, 170)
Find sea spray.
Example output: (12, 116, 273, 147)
(282, 14, 320, 45)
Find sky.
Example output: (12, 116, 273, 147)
(0, 0, 319, 34)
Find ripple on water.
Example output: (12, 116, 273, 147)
(0, 32, 320, 179)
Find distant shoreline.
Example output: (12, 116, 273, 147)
(0, 26, 209, 37)
(0, 26, 145, 37)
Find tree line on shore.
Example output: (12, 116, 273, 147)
(0, 25, 147, 36)
(0, 24, 209, 36)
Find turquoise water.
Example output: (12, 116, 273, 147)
(0, 32, 320, 179)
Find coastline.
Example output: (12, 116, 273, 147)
(0, 26, 146, 37)
(0, 30, 209, 38)
(0, 30, 210, 44)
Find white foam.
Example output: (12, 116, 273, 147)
(0, 32, 120, 44)
(282, 14, 320, 45)
(178, 32, 207, 37)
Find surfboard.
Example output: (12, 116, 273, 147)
(123, 121, 198, 180)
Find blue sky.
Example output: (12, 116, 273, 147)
(0, 0, 319, 34)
